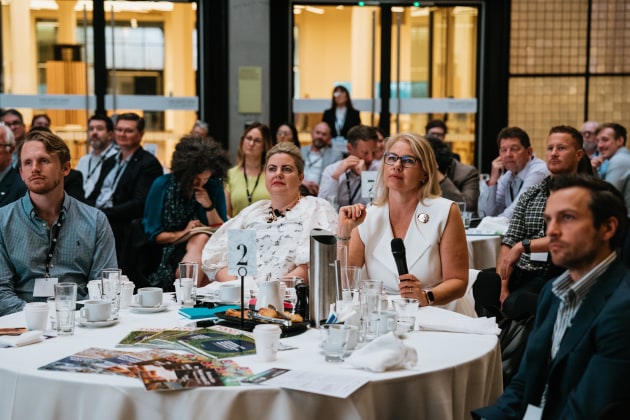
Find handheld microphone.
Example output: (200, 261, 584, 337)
(391, 238, 409, 276)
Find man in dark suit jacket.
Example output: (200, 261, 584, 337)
(87, 113, 163, 284)
(473, 174, 630, 419)
(0, 123, 26, 206)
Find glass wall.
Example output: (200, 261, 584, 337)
(508, 0, 630, 155)
(0, 1, 200, 167)
(292, 3, 479, 164)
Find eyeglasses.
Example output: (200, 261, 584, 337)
(277, 130, 291, 136)
(4, 120, 22, 127)
(244, 136, 263, 145)
(383, 152, 420, 168)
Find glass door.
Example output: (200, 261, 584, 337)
(0, 1, 200, 167)
(292, 3, 479, 165)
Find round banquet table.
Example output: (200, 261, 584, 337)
(0, 303, 502, 420)
(466, 232, 502, 270)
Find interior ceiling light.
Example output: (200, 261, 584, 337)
(305, 6, 324, 15)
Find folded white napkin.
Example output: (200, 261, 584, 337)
(0, 330, 45, 348)
(475, 216, 509, 235)
(196, 278, 258, 297)
(345, 332, 417, 372)
(415, 306, 500, 335)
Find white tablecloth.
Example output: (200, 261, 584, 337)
(467, 234, 502, 270)
(0, 304, 502, 420)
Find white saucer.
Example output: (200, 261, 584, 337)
(77, 316, 119, 328)
(129, 304, 168, 314)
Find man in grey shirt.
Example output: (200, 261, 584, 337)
(0, 130, 117, 316)
(478, 127, 548, 219)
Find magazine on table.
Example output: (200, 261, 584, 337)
(176, 327, 257, 359)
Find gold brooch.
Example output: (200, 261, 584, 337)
(417, 213, 430, 223)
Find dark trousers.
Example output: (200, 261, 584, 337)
(503, 266, 549, 319)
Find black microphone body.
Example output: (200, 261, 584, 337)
(391, 238, 409, 275)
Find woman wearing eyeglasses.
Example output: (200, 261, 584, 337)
(337, 132, 475, 316)
(225, 122, 274, 218)
(275, 122, 301, 148)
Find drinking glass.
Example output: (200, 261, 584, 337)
(321, 324, 356, 362)
(101, 268, 122, 319)
(392, 298, 420, 334)
(177, 262, 198, 305)
(280, 276, 302, 315)
(359, 279, 383, 341)
(54, 282, 77, 336)
(342, 266, 361, 292)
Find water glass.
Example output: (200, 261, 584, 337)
(359, 280, 383, 341)
(321, 324, 356, 362)
(342, 266, 361, 294)
(462, 211, 473, 229)
(177, 262, 198, 305)
(101, 268, 122, 318)
(47, 296, 57, 330)
(392, 298, 420, 334)
(55, 282, 77, 336)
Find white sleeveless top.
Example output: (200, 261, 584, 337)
(358, 197, 475, 316)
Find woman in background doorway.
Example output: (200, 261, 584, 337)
(322, 85, 361, 139)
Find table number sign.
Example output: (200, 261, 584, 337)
(228, 229, 257, 277)
(361, 171, 378, 200)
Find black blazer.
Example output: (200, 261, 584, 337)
(87, 147, 163, 228)
(0, 167, 26, 207)
(322, 108, 361, 138)
(473, 259, 630, 419)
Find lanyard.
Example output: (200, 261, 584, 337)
(243, 167, 262, 203)
(345, 171, 361, 204)
(86, 154, 107, 181)
(85, 145, 114, 181)
(45, 211, 65, 278)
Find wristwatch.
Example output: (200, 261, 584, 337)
(522, 238, 531, 254)
(423, 289, 435, 306)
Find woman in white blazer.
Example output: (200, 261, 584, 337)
(337, 132, 474, 316)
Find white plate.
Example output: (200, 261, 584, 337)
(129, 304, 169, 314)
(76, 317, 119, 328)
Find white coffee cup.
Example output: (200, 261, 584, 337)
(136, 287, 163, 307)
(253, 324, 281, 362)
(24, 302, 49, 331)
(218, 284, 241, 303)
(80, 299, 112, 322)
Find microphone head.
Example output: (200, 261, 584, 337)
(391, 238, 405, 255)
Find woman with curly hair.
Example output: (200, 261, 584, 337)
(225, 122, 274, 217)
(143, 136, 230, 289)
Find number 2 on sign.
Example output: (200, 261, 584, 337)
(228, 229, 257, 277)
